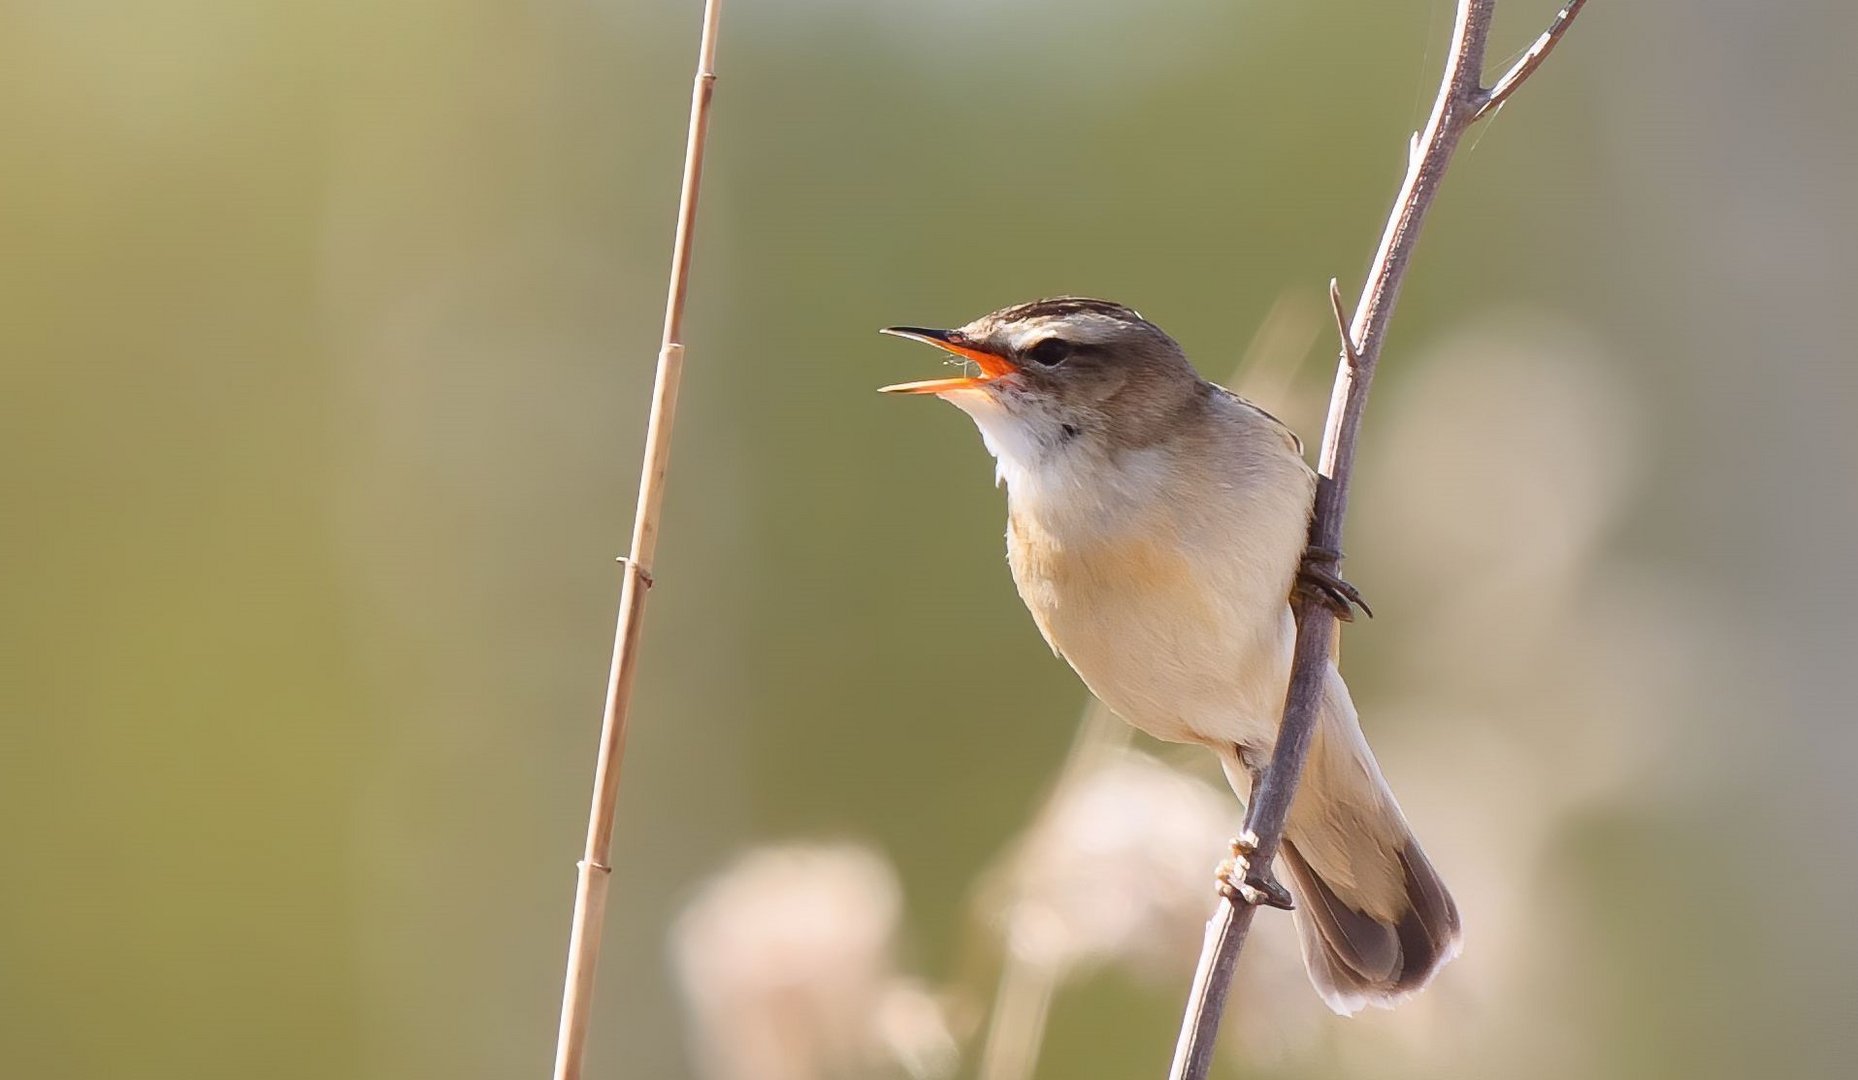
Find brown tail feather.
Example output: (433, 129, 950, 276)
(1280, 831, 1461, 1014)
(1218, 668, 1461, 1013)
(1270, 667, 1462, 1014)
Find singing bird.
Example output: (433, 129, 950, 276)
(880, 297, 1459, 1013)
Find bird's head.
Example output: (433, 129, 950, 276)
(880, 297, 1203, 468)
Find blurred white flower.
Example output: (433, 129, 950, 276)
(977, 743, 1327, 1074)
(990, 748, 1236, 978)
(671, 843, 956, 1080)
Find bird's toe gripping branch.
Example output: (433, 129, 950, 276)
(1218, 832, 1295, 911)
(1295, 545, 1372, 621)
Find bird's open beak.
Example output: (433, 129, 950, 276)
(877, 326, 1018, 394)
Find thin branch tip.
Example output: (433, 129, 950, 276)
(1327, 279, 1362, 371)
(1475, 0, 1590, 121)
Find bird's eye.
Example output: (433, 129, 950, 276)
(1024, 338, 1072, 367)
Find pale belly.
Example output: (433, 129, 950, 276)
(1009, 529, 1296, 751)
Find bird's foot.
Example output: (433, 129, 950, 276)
(1295, 545, 1371, 621)
(1217, 831, 1295, 910)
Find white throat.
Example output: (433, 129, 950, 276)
(936, 385, 1061, 490)
(938, 384, 1170, 541)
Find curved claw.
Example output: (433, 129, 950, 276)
(1296, 545, 1372, 621)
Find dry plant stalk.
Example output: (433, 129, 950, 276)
(551, 2, 724, 1078)
(1166, 2, 1588, 1077)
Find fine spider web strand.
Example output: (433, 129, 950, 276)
(1461, 37, 1538, 153)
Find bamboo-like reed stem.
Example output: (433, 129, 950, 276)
(1167, 2, 1587, 1077)
(550, 3, 723, 1077)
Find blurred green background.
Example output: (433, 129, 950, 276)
(6, 1, 1857, 1077)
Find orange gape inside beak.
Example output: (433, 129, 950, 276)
(877, 327, 1017, 394)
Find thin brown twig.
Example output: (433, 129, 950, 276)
(1476, 0, 1590, 121)
(1166, 2, 1585, 1077)
(1327, 278, 1361, 371)
(550, 3, 723, 1078)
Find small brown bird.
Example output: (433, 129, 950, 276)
(880, 297, 1460, 1013)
